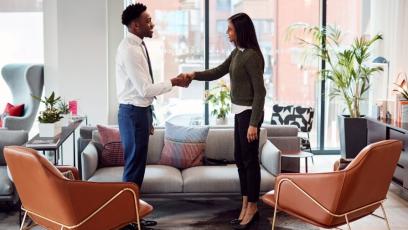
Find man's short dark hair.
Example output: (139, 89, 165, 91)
(121, 3, 147, 26)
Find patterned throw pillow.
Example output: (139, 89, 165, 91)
(96, 125, 124, 167)
(159, 122, 209, 169)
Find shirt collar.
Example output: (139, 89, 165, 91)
(127, 32, 143, 46)
(238, 47, 245, 52)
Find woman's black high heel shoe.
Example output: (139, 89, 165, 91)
(229, 218, 242, 225)
(232, 211, 259, 229)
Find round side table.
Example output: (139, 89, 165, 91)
(281, 151, 314, 173)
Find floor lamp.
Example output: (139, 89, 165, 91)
(373, 56, 390, 121)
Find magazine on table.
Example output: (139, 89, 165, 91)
(25, 136, 61, 148)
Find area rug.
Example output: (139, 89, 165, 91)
(0, 197, 319, 230)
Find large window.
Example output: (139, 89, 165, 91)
(0, 1, 43, 115)
(128, 0, 367, 153)
(135, 0, 205, 126)
(324, 0, 363, 149)
(208, 0, 320, 139)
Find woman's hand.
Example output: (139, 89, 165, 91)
(247, 125, 258, 143)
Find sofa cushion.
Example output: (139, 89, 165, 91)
(0, 166, 13, 195)
(182, 164, 274, 193)
(88, 165, 183, 193)
(159, 123, 209, 169)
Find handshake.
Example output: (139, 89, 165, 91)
(170, 72, 195, 88)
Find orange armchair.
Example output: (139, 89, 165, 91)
(262, 140, 402, 230)
(4, 146, 153, 230)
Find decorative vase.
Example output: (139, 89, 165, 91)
(60, 114, 71, 126)
(39, 121, 62, 137)
(216, 117, 228, 125)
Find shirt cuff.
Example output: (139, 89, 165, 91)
(166, 79, 173, 89)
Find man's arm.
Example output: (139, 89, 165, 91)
(123, 49, 187, 97)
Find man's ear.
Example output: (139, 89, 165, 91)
(129, 20, 139, 32)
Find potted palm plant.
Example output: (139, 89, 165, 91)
(205, 80, 231, 125)
(33, 92, 63, 137)
(289, 24, 383, 158)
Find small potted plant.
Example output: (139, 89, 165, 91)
(58, 100, 71, 126)
(205, 80, 231, 125)
(33, 91, 63, 137)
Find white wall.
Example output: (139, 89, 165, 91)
(43, 0, 123, 126)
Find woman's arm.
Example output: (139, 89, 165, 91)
(246, 50, 266, 127)
(194, 49, 237, 81)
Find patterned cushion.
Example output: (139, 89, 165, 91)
(159, 122, 209, 169)
(96, 125, 124, 167)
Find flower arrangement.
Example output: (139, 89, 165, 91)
(32, 91, 63, 123)
(205, 79, 231, 120)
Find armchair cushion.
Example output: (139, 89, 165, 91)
(4, 103, 25, 117)
(0, 103, 25, 127)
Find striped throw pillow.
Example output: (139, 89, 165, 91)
(159, 122, 209, 169)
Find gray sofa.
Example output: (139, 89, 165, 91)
(0, 129, 28, 203)
(80, 127, 283, 195)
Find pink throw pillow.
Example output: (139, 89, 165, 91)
(96, 125, 124, 167)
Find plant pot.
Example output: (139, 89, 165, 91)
(338, 115, 367, 159)
(60, 114, 71, 126)
(216, 117, 228, 125)
(39, 121, 61, 137)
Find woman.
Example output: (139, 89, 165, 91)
(187, 12, 266, 229)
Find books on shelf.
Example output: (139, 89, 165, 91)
(25, 136, 60, 148)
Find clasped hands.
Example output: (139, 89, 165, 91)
(171, 72, 195, 87)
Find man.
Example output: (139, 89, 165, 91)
(116, 3, 189, 229)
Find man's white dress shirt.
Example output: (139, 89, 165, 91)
(116, 33, 172, 107)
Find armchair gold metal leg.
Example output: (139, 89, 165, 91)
(19, 210, 27, 230)
(272, 200, 278, 230)
(380, 203, 391, 230)
(344, 214, 351, 230)
(271, 181, 283, 230)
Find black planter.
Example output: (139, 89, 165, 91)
(338, 115, 367, 159)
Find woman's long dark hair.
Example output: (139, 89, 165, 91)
(228, 12, 264, 68)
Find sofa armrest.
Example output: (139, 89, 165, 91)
(81, 142, 99, 180)
(260, 140, 281, 176)
(262, 124, 298, 137)
(268, 136, 301, 153)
